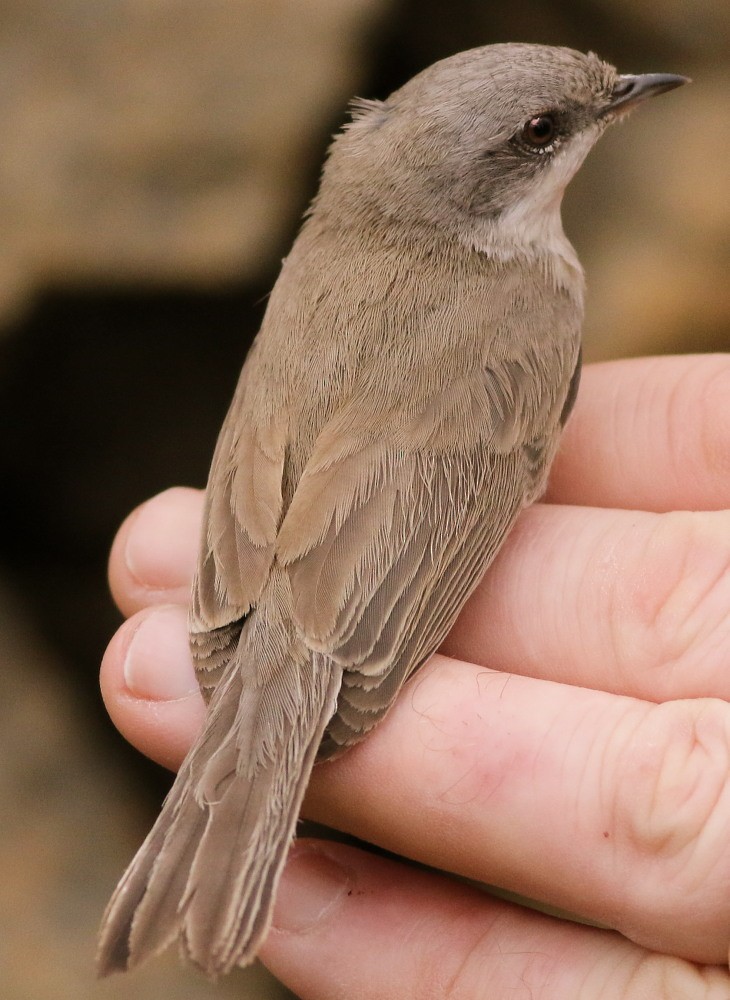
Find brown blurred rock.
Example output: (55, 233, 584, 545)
(0, 0, 389, 323)
(588, 0, 730, 56)
(0, 0, 725, 356)
(0, 582, 294, 998)
(566, 62, 730, 361)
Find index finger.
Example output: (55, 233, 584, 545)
(108, 486, 201, 617)
(547, 354, 730, 511)
(106, 355, 729, 621)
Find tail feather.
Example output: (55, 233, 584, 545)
(96, 772, 199, 973)
(186, 711, 328, 972)
(98, 574, 341, 978)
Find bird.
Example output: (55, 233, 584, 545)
(98, 42, 687, 978)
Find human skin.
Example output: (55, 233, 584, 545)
(101, 355, 730, 998)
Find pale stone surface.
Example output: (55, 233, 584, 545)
(0, 0, 726, 358)
(0, 0, 388, 321)
(566, 63, 730, 361)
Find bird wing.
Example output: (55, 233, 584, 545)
(189, 372, 287, 697)
(276, 358, 566, 754)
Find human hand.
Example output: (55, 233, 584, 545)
(101, 355, 730, 998)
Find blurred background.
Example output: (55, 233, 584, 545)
(0, 1, 726, 997)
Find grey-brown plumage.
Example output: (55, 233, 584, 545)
(98, 44, 687, 977)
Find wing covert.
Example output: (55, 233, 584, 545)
(190, 375, 287, 695)
(276, 358, 568, 752)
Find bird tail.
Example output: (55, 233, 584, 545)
(97, 576, 341, 978)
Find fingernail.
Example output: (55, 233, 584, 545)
(123, 606, 199, 701)
(272, 844, 353, 934)
(124, 489, 200, 591)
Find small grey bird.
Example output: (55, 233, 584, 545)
(98, 43, 686, 977)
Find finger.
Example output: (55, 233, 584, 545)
(261, 840, 729, 1000)
(109, 489, 730, 714)
(546, 353, 730, 512)
(100, 604, 205, 771)
(110, 611, 730, 964)
(306, 656, 730, 965)
(442, 504, 730, 702)
(108, 356, 730, 618)
(107, 357, 729, 618)
(108, 487, 202, 617)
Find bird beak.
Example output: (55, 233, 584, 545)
(600, 73, 690, 118)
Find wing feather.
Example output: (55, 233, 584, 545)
(278, 358, 573, 756)
(190, 374, 286, 694)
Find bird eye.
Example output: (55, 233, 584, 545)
(519, 114, 558, 151)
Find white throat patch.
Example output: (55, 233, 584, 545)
(463, 127, 600, 290)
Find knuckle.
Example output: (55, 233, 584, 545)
(695, 357, 730, 485)
(660, 355, 730, 493)
(416, 911, 557, 1000)
(613, 699, 730, 907)
(630, 510, 730, 679)
(622, 953, 730, 1000)
(412, 909, 490, 1000)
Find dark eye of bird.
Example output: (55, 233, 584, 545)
(520, 114, 557, 150)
